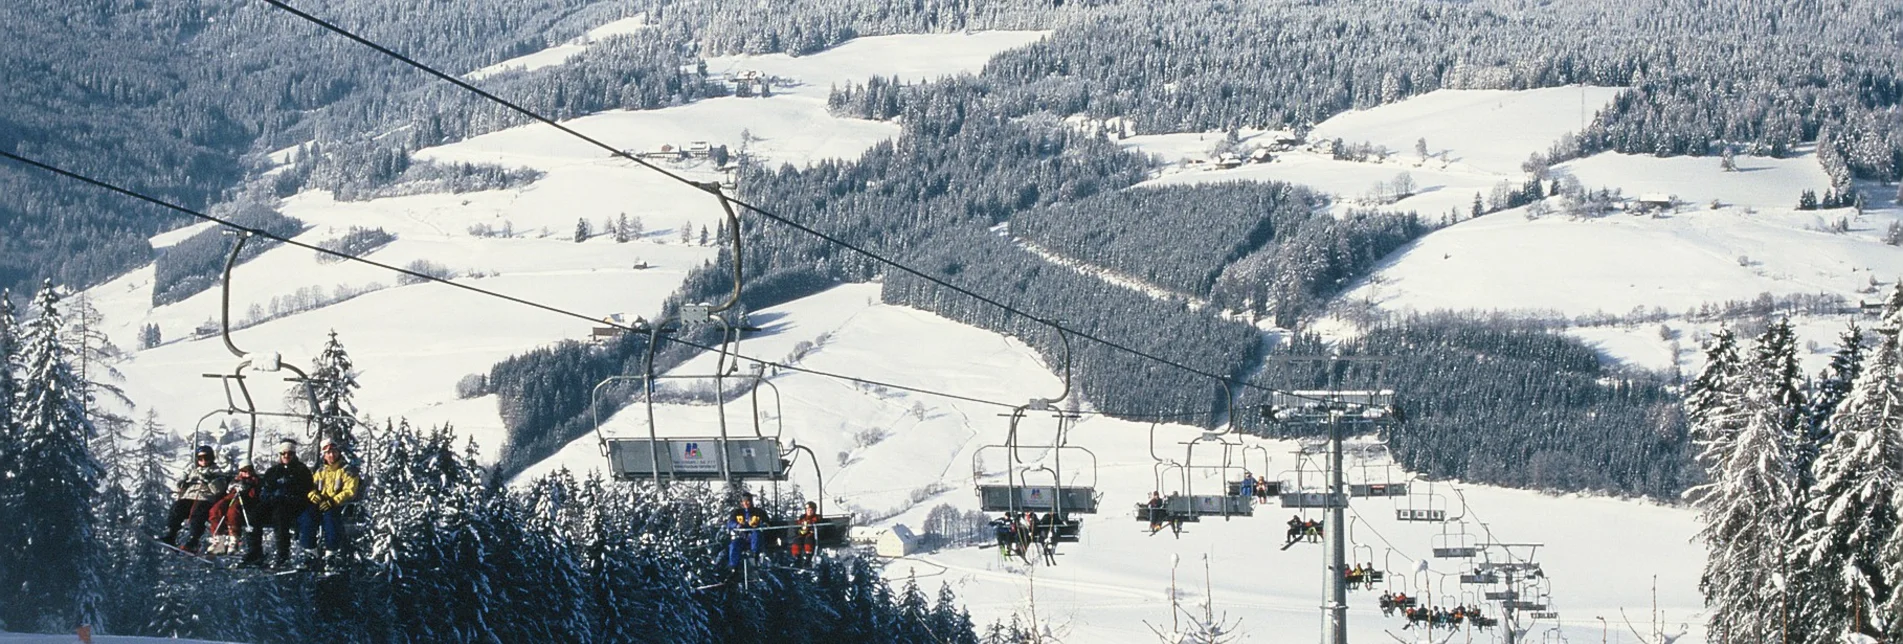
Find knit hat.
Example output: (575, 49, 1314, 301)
(277, 439, 298, 454)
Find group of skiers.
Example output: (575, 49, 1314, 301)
(989, 510, 1060, 564)
(1284, 514, 1324, 545)
(160, 437, 360, 571)
(724, 493, 826, 570)
(1237, 471, 1273, 504)
(1400, 604, 1491, 630)
(1343, 563, 1381, 589)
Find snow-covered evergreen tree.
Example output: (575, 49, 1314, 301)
(1808, 324, 1868, 443)
(0, 290, 22, 628)
(1795, 326, 1902, 642)
(308, 329, 361, 451)
(1688, 324, 1805, 644)
(1685, 329, 1743, 432)
(2, 283, 104, 632)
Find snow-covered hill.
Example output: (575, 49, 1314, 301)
(78, 25, 1903, 644)
(1124, 86, 1892, 376)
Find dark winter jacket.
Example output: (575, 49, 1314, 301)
(177, 463, 231, 502)
(261, 459, 315, 508)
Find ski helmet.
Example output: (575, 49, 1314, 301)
(194, 445, 215, 459)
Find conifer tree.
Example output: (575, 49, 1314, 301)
(0, 290, 22, 625)
(308, 329, 361, 451)
(1688, 325, 1803, 644)
(1795, 327, 1901, 642)
(3, 283, 104, 632)
(1808, 325, 1866, 443)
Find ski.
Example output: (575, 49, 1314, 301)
(152, 537, 223, 568)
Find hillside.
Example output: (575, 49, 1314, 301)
(7, 0, 1899, 640)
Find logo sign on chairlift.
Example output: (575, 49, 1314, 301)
(673, 441, 719, 473)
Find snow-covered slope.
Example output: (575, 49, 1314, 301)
(465, 14, 651, 80)
(531, 282, 1708, 643)
(90, 31, 1046, 463)
(1123, 86, 1895, 374)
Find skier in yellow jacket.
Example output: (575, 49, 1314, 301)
(299, 438, 360, 570)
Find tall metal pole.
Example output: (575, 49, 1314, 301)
(1328, 410, 1348, 644)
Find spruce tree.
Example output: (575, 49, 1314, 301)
(1808, 324, 1867, 445)
(0, 290, 21, 626)
(1796, 327, 1902, 642)
(1688, 326, 1803, 644)
(3, 283, 104, 632)
(309, 330, 361, 452)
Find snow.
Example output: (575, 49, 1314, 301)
(147, 221, 217, 249)
(1338, 205, 1903, 316)
(703, 31, 1050, 101)
(1557, 150, 1833, 209)
(464, 14, 650, 81)
(1308, 87, 1625, 176)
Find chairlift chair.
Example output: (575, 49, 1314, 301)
(1431, 525, 1480, 559)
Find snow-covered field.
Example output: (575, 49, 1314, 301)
(465, 14, 650, 80)
(1123, 85, 1899, 373)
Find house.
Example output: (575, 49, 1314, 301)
(1212, 153, 1243, 169)
(731, 70, 770, 97)
(592, 313, 641, 342)
(194, 320, 220, 339)
(850, 523, 919, 557)
(1635, 193, 1676, 211)
(684, 141, 712, 158)
(1249, 147, 1274, 163)
(635, 143, 684, 160)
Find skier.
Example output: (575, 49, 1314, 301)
(300, 438, 360, 570)
(989, 513, 1016, 556)
(260, 439, 314, 569)
(724, 492, 770, 568)
(206, 464, 263, 563)
(1240, 471, 1256, 502)
(1144, 491, 1166, 534)
(162, 445, 229, 553)
(1284, 514, 1305, 546)
(789, 501, 822, 567)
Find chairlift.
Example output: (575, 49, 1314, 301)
(1395, 480, 1450, 522)
(1135, 460, 1198, 535)
(597, 195, 793, 485)
(1347, 440, 1408, 498)
(1233, 444, 1279, 497)
(1277, 443, 1345, 511)
(199, 231, 361, 466)
(1431, 524, 1480, 559)
(972, 330, 1097, 560)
